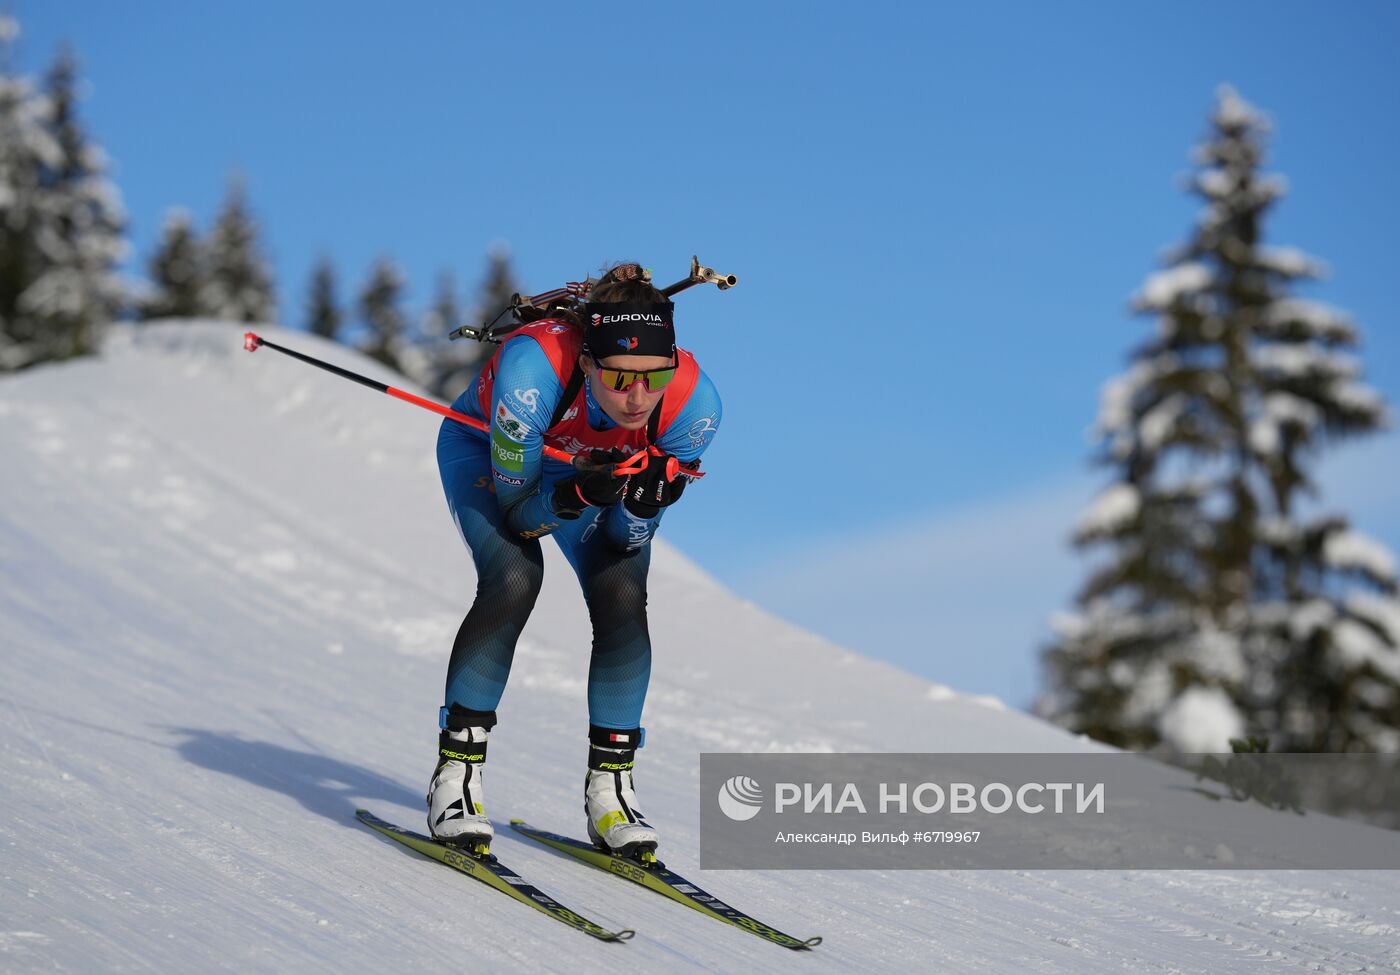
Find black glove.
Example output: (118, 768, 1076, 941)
(552, 448, 632, 518)
(623, 449, 700, 518)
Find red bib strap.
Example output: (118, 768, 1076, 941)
(476, 318, 580, 417)
(477, 319, 700, 447)
(653, 349, 700, 439)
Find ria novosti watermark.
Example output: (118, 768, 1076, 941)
(699, 753, 1400, 869)
(720, 774, 1105, 817)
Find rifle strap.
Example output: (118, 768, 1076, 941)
(548, 365, 586, 431)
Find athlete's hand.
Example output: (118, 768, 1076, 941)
(623, 450, 700, 518)
(552, 448, 632, 517)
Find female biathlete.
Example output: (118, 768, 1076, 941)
(428, 264, 722, 857)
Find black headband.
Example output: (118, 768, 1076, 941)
(583, 300, 676, 358)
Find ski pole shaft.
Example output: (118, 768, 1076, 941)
(242, 331, 582, 466)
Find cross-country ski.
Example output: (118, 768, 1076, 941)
(510, 820, 821, 951)
(356, 810, 633, 943)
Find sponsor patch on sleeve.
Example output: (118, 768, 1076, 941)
(491, 427, 526, 472)
(494, 401, 531, 443)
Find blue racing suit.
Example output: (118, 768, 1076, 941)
(437, 330, 721, 730)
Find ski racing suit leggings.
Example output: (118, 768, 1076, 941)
(436, 428, 652, 730)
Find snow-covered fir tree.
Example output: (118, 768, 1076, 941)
(409, 268, 466, 397)
(0, 30, 125, 371)
(423, 268, 460, 341)
(29, 47, 126, 354)
(476, 242, 520, 331)
(0, 35, 51, 370)
(1040, 86, 1399, 753)
(305, 257, 341, 340)
(437, 243, 520, 394)
(419, 263, 506, 399)
(358, 257, 406, 371)
(200, 176, 276, 323)
(142, 208, 203, 319)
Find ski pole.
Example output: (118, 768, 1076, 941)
(242, 332, 701, 483)
(242, 331, 588, 466)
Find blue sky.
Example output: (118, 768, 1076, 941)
(18, 1, 1400, 707)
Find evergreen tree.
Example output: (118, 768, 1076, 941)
(476, 242, 519, 331)
(416, 267, 479, 398)
(0, 29, 51, 370)
(142, 208, 203, 319)
(306, 257, 341, 340)
(1040, 87, 1399, 753)
(358, 257, 406, 370)
(31, 46, 126, 353)
(201, 175, 276, 323)
(423, 268, 461, 340)
(417, 243, 519, 398)
(1, 33, 125, 370)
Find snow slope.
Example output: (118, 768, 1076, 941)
(2, 321, 1398, 973)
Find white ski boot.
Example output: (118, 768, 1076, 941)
(583, 725, 659, 858)
(427, 708, 495, 850)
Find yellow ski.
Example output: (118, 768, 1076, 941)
(509, 819, 820, 951)
(356, 809, 633, 943)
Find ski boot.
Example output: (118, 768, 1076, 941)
(583, 724, 659, 861)
(427, 706, 495, 852)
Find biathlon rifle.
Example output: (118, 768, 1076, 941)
(447, 255, 738, 345)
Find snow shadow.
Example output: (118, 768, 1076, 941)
(171, 727, 421, 828)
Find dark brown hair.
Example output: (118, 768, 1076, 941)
(587, 262, 668, 305)
(548, 262, 669, 330)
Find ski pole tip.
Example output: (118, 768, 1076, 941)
(243, 331, 263, 352)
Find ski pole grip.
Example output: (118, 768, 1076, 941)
(244, 332, 263, 352)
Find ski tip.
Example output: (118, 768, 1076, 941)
(802, 936, 823, 948)
(509, 817, 525, 825)
(615, 929, 636, 942)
